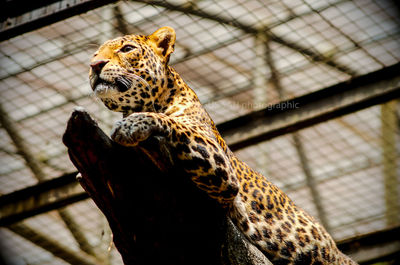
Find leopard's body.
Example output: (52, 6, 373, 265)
(89, 27, 357, 264)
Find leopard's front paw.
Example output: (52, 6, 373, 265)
(110, 114, 156, 146)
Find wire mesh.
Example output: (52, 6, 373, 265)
(0, 0, 399, 264)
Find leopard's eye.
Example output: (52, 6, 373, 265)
(120, 45, 136, 53)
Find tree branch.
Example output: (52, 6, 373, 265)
(63, 108, 271, 265)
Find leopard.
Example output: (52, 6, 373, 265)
(89, 26, 357, 264)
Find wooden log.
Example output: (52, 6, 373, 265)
(63, 108, 271, 265)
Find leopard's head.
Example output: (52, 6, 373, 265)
(89, 27, 176, 114)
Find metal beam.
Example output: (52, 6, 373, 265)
(0, 0, 118, 41)
(0, 102, 46, 180)
(263, 34, 331, 232)
(9, 223, 98, 265)
(220, 62, 400, 151)
(1, 0, 60, 21)
(381, 100, 400, 227)
(0, 173, 88, 226)
(337, 226, 400, 264)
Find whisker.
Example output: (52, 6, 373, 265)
(123, 72, 149, 86)
(120, 76, 132, 87)
(90, 92, 101, 101)
(115, 76, 132, 92)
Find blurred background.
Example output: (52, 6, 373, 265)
(0, 0, 399, 264)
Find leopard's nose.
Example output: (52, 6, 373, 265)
(90, 60, 109, 75)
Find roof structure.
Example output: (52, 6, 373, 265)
(0, 0, 399, 264)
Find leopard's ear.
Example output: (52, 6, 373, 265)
(149, 26, 176, 63)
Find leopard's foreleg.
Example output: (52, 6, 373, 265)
(111, 112, 239, 205)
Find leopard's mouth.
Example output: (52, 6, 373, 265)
(91, 76, 131, 94)
(90, 71, 150, 98)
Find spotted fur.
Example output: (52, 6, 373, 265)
(89, 27, 357, 264)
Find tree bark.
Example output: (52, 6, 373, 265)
(63, 108, 271, 265)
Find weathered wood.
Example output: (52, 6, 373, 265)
(63, 108, 270, 265)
